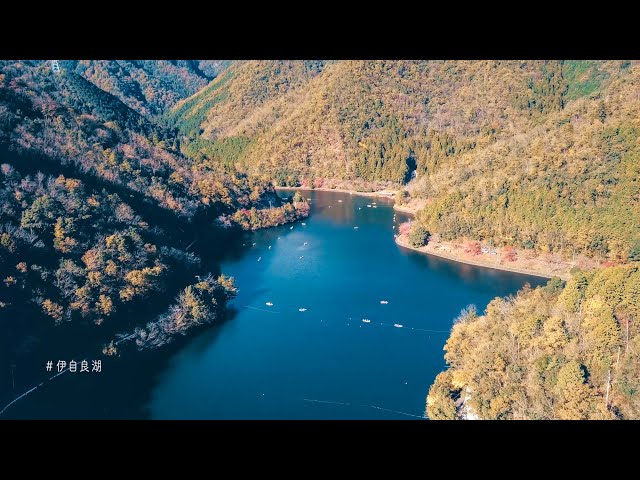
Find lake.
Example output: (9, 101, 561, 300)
(2, 189, 546, 419)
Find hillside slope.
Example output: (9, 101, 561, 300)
(427, 267, 640, 420)
(169, 60, 640, 261)
(63, 60, 229, 118)
(0, 60, 307, 365)
(0, 61, 306, 224)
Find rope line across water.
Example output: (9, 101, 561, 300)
(302, 398, 425, 419)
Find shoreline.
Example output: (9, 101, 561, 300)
(392, 204, 418, 216)
(395, 234, 572, 280)
(277, 186, 574, 280)
(275, 185, 397, 199)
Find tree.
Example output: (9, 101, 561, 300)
(598, 100, 607, 123)
(426, 371, 458, 420)
(465, 241, 481, 256)
(408, 224, 430, 247)
(42, 299, 64, 323)
(503, 246, 517, 262)
(555, 361, 592, 420)
(293, 191, 306, 205)
(53, 217, 77, 253)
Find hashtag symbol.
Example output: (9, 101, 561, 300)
(46, 361, 53, 372)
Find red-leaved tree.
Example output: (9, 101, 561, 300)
(503, 246, 517, 262)
(465, 241, 481, 256)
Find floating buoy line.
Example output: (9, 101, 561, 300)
(242, 301, 450, 335)
(302, 398, 425, 419)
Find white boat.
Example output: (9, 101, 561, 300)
(372, 205, 377, 208)
(354, 226, 359, 230)
(367, 204, 372, 208)
(380, 300, 389, 304)
(268, 246, 272, 249)
(392, 226, 395, 229)
(372, 202, 377, 205)
(266, 302, 273, 306)
(252, 242, 257, 246)
(257, 257, 262, 262)
(393, 323, 403, 328)
(298, 308, 307, 312)
(328, 206, 332, 208)
(301, 222, 306, 226)
(338, 200, 342, 203)
(358, 207, 362, 210)
(362, 319, 371, 323)
(303, 242, 308, 245)
(290, 226, 294, 230)
(299, 256, 304, 259)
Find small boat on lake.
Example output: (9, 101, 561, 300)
(301, 222, 306, 226)
(257, 257, 262, 262)
(380, 300, 389, 304)
(354, 226, 359, 230)
(393, 323, 403, 328)
(299, 308, 307, 312)
(266, 302, 273, 306)
(303, 242, 308, 245)
(362, 319, 371, 323)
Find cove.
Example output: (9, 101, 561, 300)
(147, 190, 546, 419)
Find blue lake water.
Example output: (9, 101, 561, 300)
(147, 190, 546, 419)
(2, 189, 546, 419)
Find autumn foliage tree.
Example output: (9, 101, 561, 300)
(503, 246, 517, 262)
(133, 274, 237, 349)
(427, 266, 640, 419)
(465, 241, 481, 256)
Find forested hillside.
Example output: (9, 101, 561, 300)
(63, 60, 229, 118)
(170, 60, 640, 262)
(0, 61, 306, 224)
(427, 266, 640, 420)
(0, 60, 307, 356)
